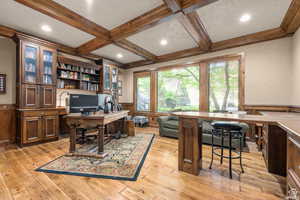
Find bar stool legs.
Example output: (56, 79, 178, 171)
(209, 128, 244, 179)
(209, 132, 214, 169)
(229, 131, 232, 179)
(240, 136, 245, 173)
(220, 130, 224, 164)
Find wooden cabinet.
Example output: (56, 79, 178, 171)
(44, 115, 58, 139)
(17, 110, 59, 146)
(22, 116, 43, 144)
(97, 59, 120, 101)
(40, 85, 56, 108)
(261, 124, 287, 176)
(21, 84, 40, 109)
(16, 34, 57, 109)
(40, 46, 57, 86)
(287, 134, 300, 195)
(21, 42, 40, 84)
(15, 34, 59, 147)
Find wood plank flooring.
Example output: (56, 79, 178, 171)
(0, 127, 286, 200)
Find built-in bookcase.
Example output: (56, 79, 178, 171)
(57, 56, 99, 92)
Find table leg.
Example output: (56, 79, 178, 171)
(178, 117, 202, 175)
(98, 125, 104, 154)
(69, 127, 76, 153)
(122, 117, 126, 135)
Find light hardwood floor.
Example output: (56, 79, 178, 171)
(0, 127, 286, 200)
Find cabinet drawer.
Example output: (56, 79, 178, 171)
(21, 110, 58, 117)
(43, 111, 58, 116)
(22, 110, 41, 117)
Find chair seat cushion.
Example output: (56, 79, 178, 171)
(211, 121, 243, 131)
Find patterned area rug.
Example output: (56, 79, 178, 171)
(36, 134, 155, 181)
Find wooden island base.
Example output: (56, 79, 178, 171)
(174, 112, 300, 178)
(178, 118, 202, 175)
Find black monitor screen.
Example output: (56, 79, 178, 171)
(69, 94, 98, 113)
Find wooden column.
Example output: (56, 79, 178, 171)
(199, 62, 209, 111)
(178, 117, 202, 175)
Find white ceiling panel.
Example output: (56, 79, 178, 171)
(0, 1, 94, 47)
(197, 0, 292, 42)
(127, 19, 198, 56)
(53, 0, 164, 30)
(92, 44, 145, 64)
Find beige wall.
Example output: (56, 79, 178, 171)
(0, 38, 16, 104)
(120, 37, 293, 106)
(291, 29, 300, 106)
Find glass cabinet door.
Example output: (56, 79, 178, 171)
(41, 48, 55, 85)
(104, 64, 111, 91)
(23, 44, 38, 84)
(111, 67, 118, 90)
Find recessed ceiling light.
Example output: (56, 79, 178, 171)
(240, 14, 251, 23)
(41, 25, 52, 32)
(116, 53, 123, 59)
(160, 39, 168, 46)
(186, 61, 193, 64)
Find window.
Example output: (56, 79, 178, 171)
(157, 66, 200, 112)
(135, 74, 151, 112)
(209, 60, 239, 112)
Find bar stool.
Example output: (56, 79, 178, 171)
(209, 121, 245, 179)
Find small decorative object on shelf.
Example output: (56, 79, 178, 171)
(0, 74, 6, 94)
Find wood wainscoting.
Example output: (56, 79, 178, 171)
(0, 104, 16, 143)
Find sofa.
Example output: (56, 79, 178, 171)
(157, 116, 249, 148)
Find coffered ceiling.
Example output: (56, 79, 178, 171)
(0, 0, 298, 67)
(127, 18, 198, 56)
(0, 0, 94, 47)
(92, 44, 145, 63)
(197, 0, 292, 42)
(52, 0, 164, 30)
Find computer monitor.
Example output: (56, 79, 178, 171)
(69, 94, 99, 113)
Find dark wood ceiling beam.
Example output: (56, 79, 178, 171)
(178, 12, 211, 50)
(163, 0, 213, 50)
(76, 38, 111, 54)
(114, 39, 157, 61)
(211, 28, 288, 51)
(76, 0, 217, 54)
(110, 5, 175, 41)
(0, 24, 126, 65)
(180, 0, 218, 14)
(281, 0, 300, 34)
(124, 60, 156, 69)
(0, 25, 16, 37)
(158, 47, 205, 62)
(14, 0, 110, 41)
(125, 27, 290, 69)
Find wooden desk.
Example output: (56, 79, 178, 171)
(172, 112, 300, 176)
(64, 110, 129, 157)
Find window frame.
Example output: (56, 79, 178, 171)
(156, 64, 201, 113)
(133, 53, 245, 114)
(134, 71, 152, 113)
